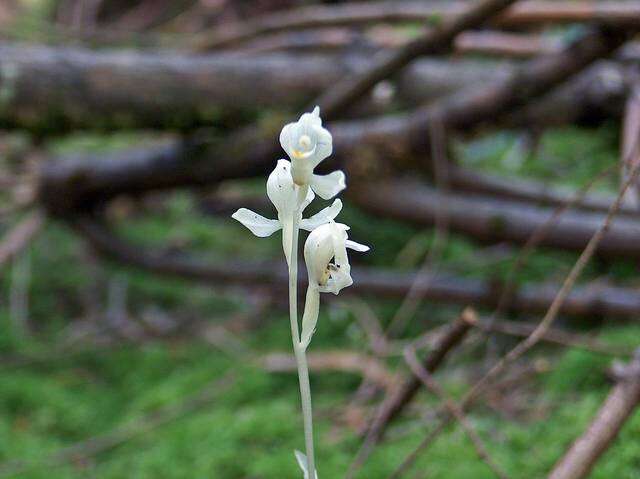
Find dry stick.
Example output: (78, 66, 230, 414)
(315, 0, 519, 119)
(345, 309, 476, 479)
(0, 373, 234, 477)
(386, 118, 450, 337)
(390, 156, 640, 479)
(547, 350, 640, 479)
(0, 211, 44, 269)
(403, 346, 508, 479)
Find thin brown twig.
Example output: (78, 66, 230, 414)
(403, 346, 509, 479)
(346, 309, 475, 479)
(478, 318, 633, 357)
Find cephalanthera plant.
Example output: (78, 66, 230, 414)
(232, 107, 369, 478)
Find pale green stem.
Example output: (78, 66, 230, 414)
(288, 185, 316, 478)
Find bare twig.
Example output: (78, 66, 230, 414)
(346, 309, 475, 478)
(404, 346, 508, 479)
(548, 350, 640, 479)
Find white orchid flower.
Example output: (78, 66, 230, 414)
(299, 221, 369, 349)
(304, 221, 369, 295)
(280, 106, 346, 199)
(232, 159, 342, 264)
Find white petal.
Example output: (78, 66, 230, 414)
(266, 159, 297, 215)
(309, 124, 332, 168)
(231, 208, 281, 237)
(310, 170, 346, 200)
(279, 124, 296, 161)
(300, 199, 342, 231)
(346, 239, 370, 252)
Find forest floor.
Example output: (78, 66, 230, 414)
(1, 125, 639, 478)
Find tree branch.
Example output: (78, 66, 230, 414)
(548, 350, 640, 479)
(314, 0, 519, 119)
(71, 216, 640, 318)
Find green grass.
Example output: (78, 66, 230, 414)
(0, 125, 639, 477)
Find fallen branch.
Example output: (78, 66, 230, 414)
(350, 179, 640, 258)
(193, 1, 640, 50)
(548, 350, 640, 479)
(346, 310, 475, 478)
(38, 28, 631, 214)
(71, 216, 640, 318)
(314, 0, 519, 119)
(403, 346, 508, 479)
(1, 42, 632, 134)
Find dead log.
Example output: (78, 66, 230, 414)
(350, 179, 640, 259)
(0, 41, 632, 133)
(448, 166, 639, 217)
(72, 217, 640, 318)
(37, 28, 630, 214)
(548, 350, 640, 479)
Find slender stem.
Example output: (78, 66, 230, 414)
(288, 185, 316, 478)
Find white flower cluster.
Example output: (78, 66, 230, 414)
(232, 106, 368, 299)
(231, 107, 368, 479)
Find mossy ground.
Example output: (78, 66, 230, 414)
(0, 125, 639, 478)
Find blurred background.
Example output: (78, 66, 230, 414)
(0, 1, 640, 478)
